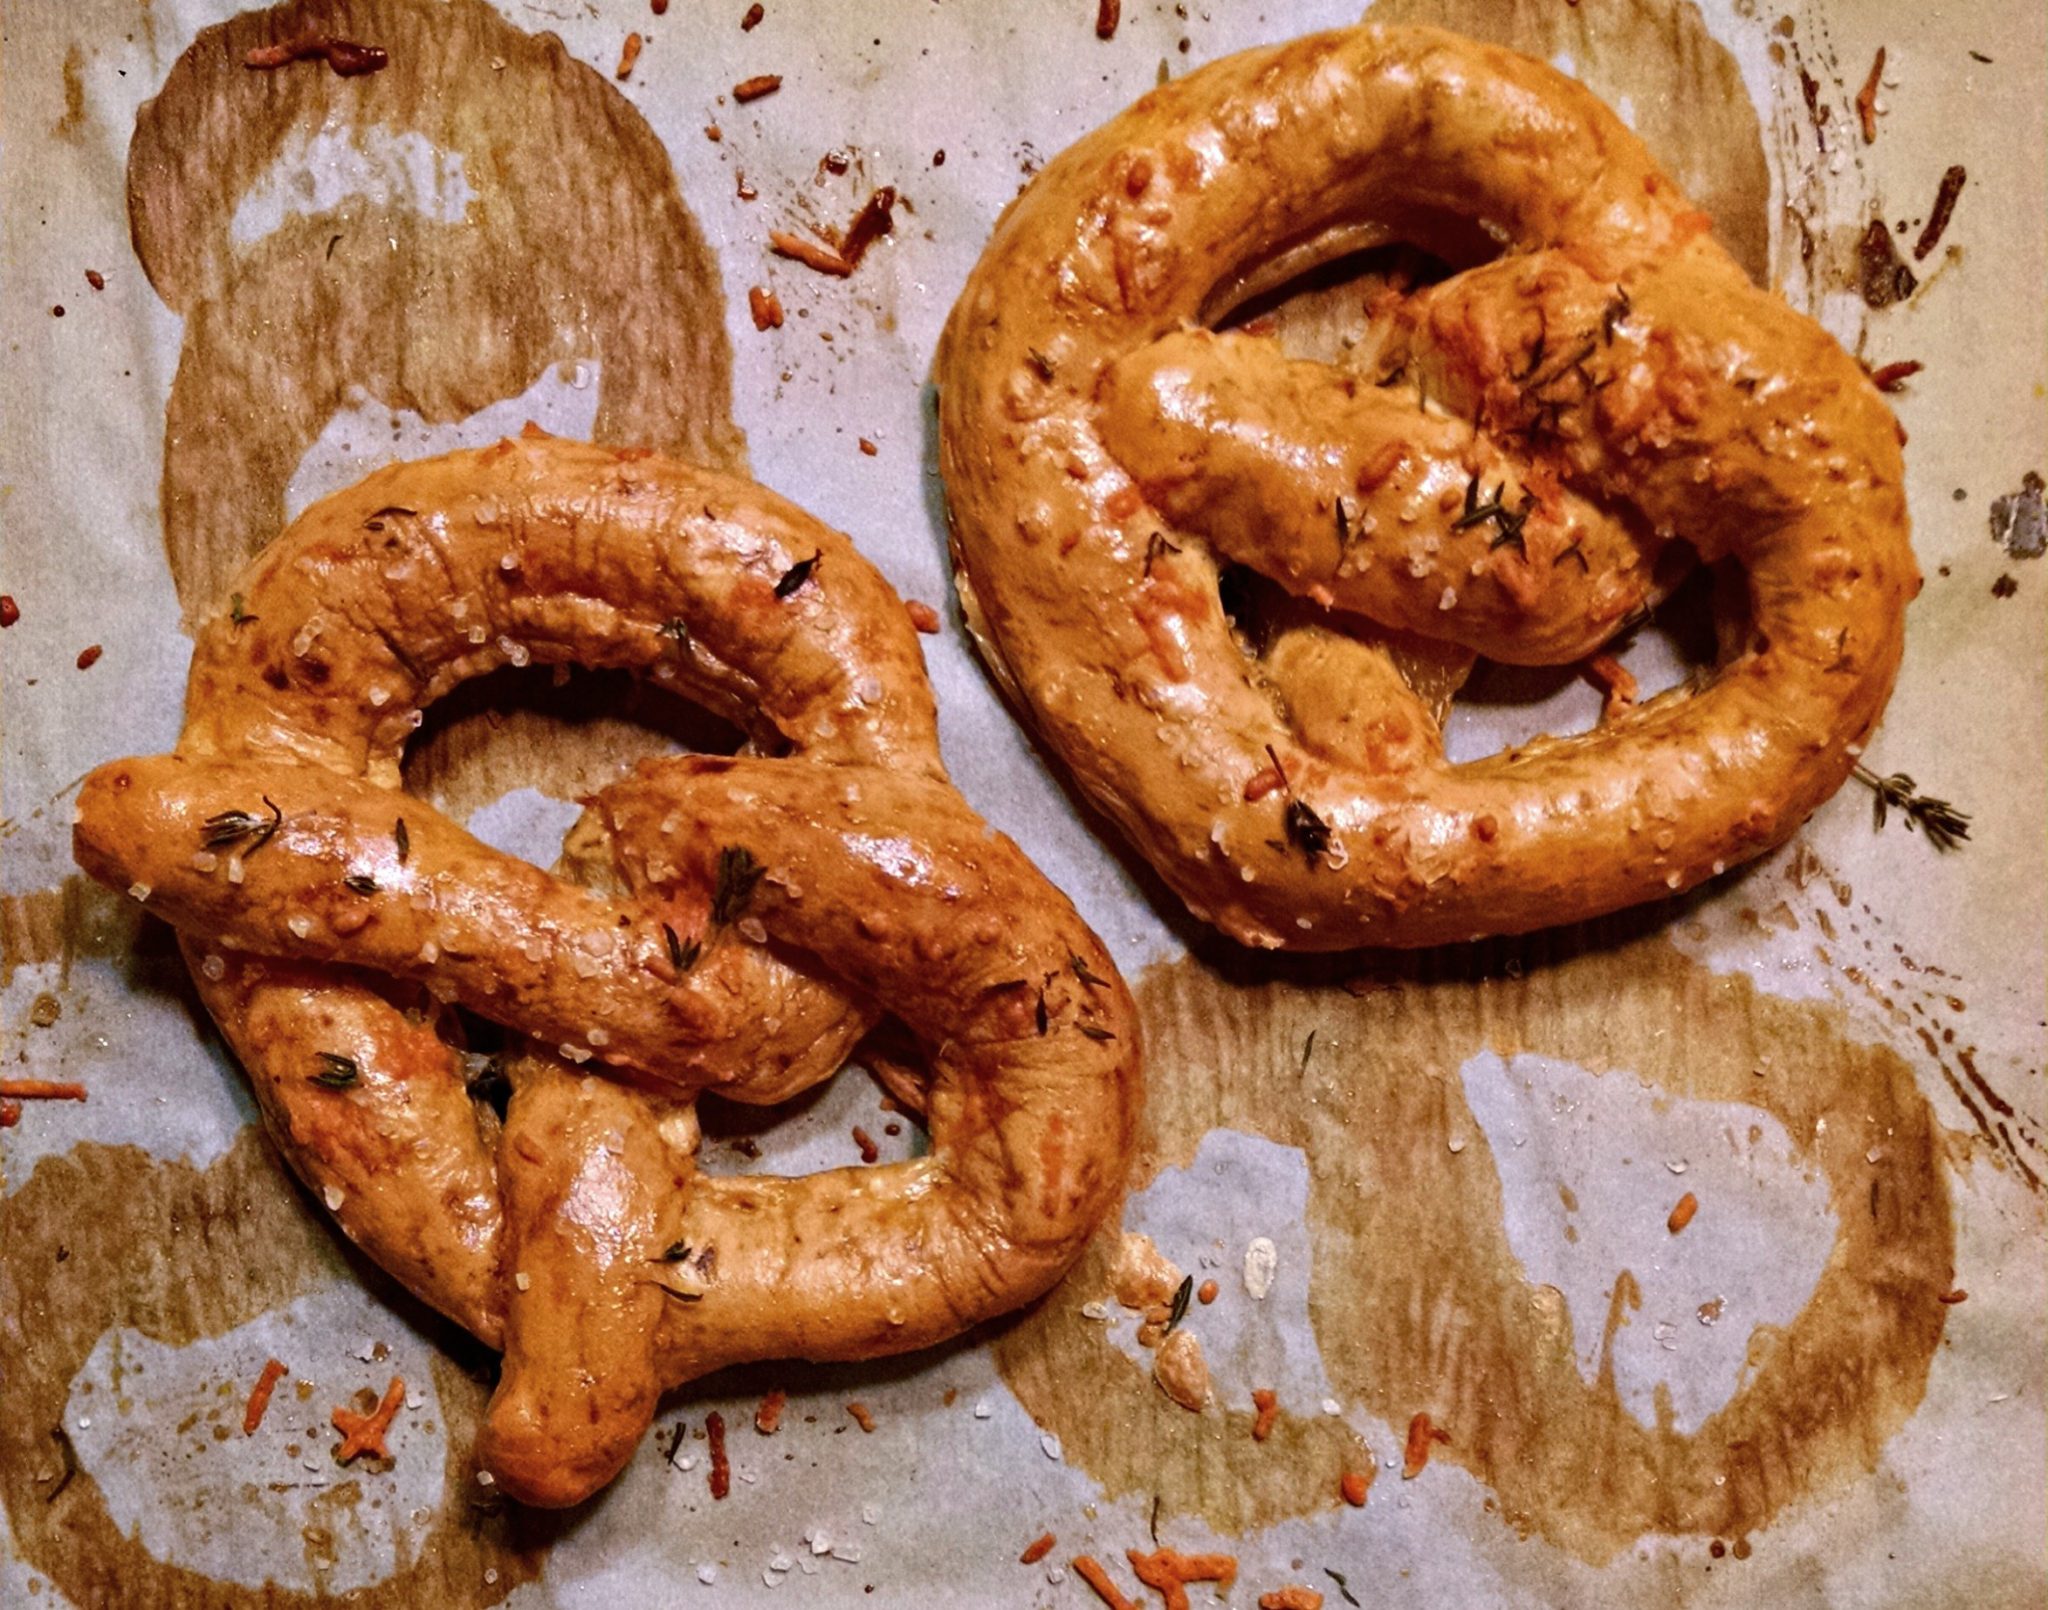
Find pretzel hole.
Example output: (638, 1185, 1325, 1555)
(401, 662, 749, 824)
(692, 1034, 930, 1179)
(1202, 212, 1502, 336)
(1442, 559, 1735, 762)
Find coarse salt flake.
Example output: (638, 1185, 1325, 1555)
(1243, 1236, 1278, 1299)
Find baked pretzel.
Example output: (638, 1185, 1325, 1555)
(73, 436, 1139, 1506)
(936, 24, 1917, 949)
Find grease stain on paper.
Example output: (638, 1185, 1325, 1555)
(996, 931, 1953, 1562)
(0, 1129, 547, 1607)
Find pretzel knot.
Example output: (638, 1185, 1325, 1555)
(73, 436, 1139, 1507)
(937, 24, 1917, 949)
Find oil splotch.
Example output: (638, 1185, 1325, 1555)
(0, 1127, 546, 1606)
(997, 930, 1953, 1563)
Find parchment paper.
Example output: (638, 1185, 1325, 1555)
(3, 0, 2042, 1605)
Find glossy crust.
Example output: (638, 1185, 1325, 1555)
(936, 24, 1917, 949)
(72, 438, 1140, 1506)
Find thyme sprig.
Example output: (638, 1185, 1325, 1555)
(1452, 473, 1535, 552)
(711, 847, 764, 926)
(1852, 765, 1970, 851)
(202, 796, 282, 858)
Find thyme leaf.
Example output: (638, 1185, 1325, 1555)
(310, 1052, 360, 1089)
(394, 817, 410, 863)
(773, 551, 821, 599)
(1069, 953, 1110, 989)
(663, 922, 703, 974)
(1076, 1023, 1115, 1042)
(1164, 1274, 1194, 1336)
(342, 873, 378, 895)
(1284, 797, 1332, 863)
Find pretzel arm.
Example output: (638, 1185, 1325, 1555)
(481, 1053, 697, 1507)
(1101, 329, 1659, 663)
(186, 942, 508, 1342)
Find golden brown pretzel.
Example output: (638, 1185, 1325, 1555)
(72, 437, 1139, 1506)
(936, 24, 1917, 949)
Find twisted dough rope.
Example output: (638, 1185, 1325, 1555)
(74, 436, 1139, 1506)
(937, 24, 1917, 949)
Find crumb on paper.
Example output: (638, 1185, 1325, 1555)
(1339, 1467, 1372, 1506)
(1913, 165, 1967, 260)
(1095, 0, 1121, 41)
(706, 1410, 730, 1497)
(1259, 1589, 1325, 1610)
(1855, 46, 1885, 143)
(1668, 1191, 1700, 1233)
(906, 599, 941, 633)
(748, 285, 784, 330)
(733, 73, 781, 103)
(768, 230, 852, 277)
(244, 33, 388, 76)
(1402, 1411, 1449, 1478)
(1110, 1231, 1183, 1310)
(1152, 1328, 1211, 1411)
(1251, 1387, 1279, 1442)
(846, 1400, 876, 1432)
(615, 31, 643, 79)
(1072, 1555, 1136, 1610)
(742, 2, 764, 27)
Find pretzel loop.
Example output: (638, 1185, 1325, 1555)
(74, 438, 1139, 1506)
(937, 25, 1916, 949)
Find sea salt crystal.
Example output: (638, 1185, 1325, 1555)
(127, 882, 152, 902)
(1041, 1433, 1063, 1461)
(1243, 1236, 1278, 1300)
(323, 1185, 346, 1211)
(287, 914, 313, 939)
